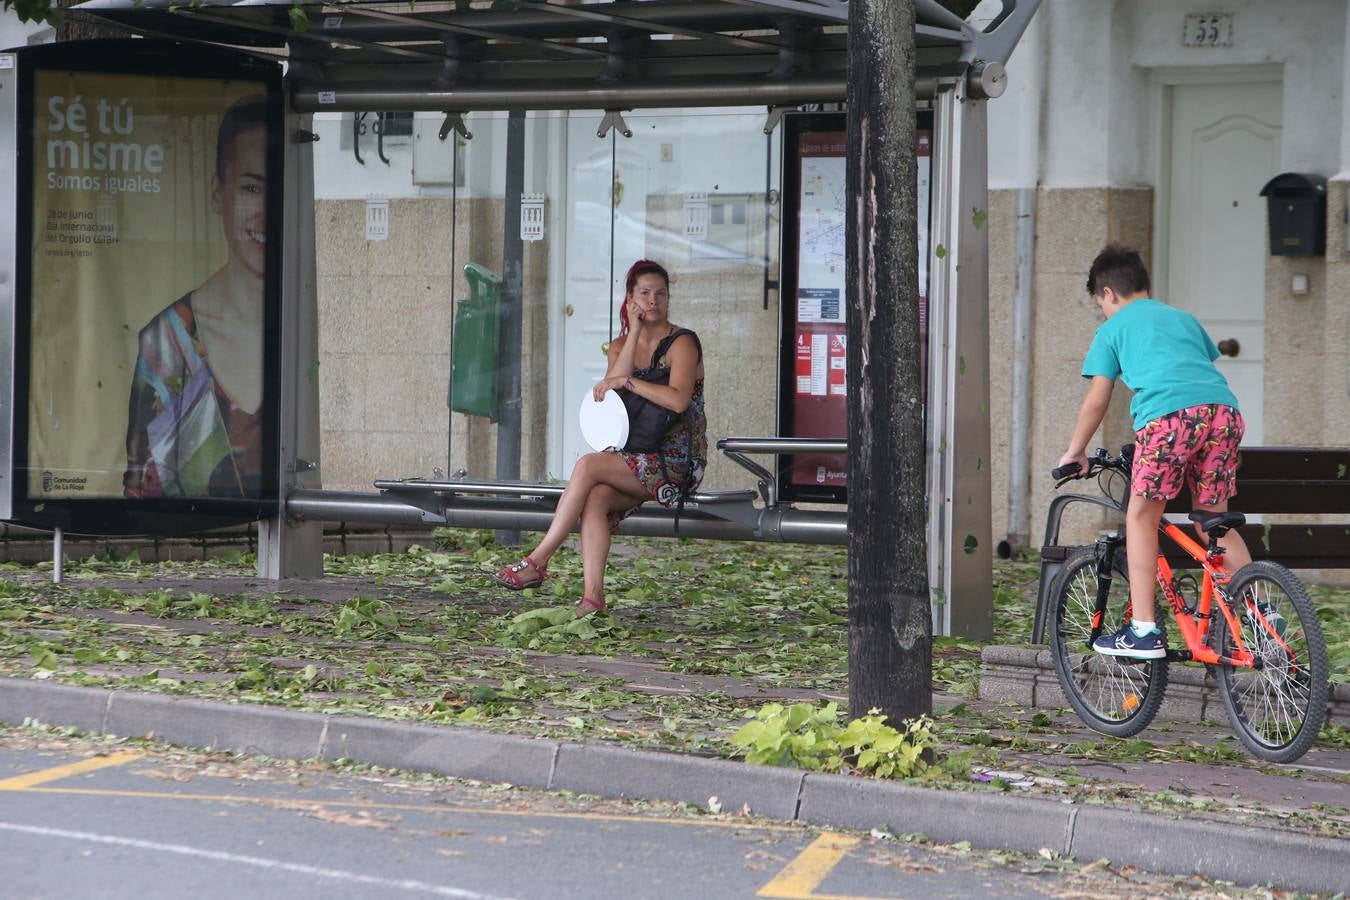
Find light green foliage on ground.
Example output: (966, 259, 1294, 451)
(731, 701, 848, 770)
(730, 701, 942, 780)
(0, 532, 1344, 782)
(1310, 584, 1350, 686)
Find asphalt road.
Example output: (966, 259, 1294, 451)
(0, 728, 1287, 900)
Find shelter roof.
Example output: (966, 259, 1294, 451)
(69, 0, 1039, 110)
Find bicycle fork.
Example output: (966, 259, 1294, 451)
(1085, 533, 1127, 651)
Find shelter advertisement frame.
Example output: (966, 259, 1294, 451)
(0, 40, 284, 534)
(777, 110, 934, 505)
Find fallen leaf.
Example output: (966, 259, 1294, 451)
(303, 808, 399, 831)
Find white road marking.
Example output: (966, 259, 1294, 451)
(0, 821, 516, 899)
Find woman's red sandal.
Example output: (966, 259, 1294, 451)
(492, 556, 547, 590)
(574, 597, 606, 618)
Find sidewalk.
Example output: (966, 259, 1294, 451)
(0, 537, 1346, 893)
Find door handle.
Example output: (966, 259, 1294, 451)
(1217, 338, 1240, 358)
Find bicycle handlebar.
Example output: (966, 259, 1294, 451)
(1049, 446, 1133, 487)
(1050, 461, 1082, 480)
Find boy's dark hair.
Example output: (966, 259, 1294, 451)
(1086, 245, 1151, 298)
(215, 95, 269, 181)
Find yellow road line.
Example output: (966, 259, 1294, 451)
(0, 752, 144, 790)
(17, 785, 800, 832)
(758, 831, 894, 900)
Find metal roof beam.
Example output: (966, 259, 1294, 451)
(329, 5, 612, 60)
(288, 72, 962, 113)
(182, 9, 448, 61)
(514, 0, 785, 52)
(714, 0, 845, 23)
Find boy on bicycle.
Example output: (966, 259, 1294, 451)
(1058, 244, 1252, 659)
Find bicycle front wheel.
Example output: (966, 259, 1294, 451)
(1213, 561, 1328, 763)
(1049, 546, 1168, 737)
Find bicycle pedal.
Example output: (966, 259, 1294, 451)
(1164, 649, 1192, 662)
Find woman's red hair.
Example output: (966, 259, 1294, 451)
(618, 259, 670, 338)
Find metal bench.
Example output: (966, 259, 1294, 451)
(288, 438, 851, 544)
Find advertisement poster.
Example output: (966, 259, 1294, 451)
(28, 71, 271, 501)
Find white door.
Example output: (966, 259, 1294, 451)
(559, 125, 616, 476)
(1164, 81, 1281, 445)
(556, 133, 657, 477)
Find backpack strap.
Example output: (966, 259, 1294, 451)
(649, 328, 701, 369)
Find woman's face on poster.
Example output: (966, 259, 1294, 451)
(213, 125, 266, 280)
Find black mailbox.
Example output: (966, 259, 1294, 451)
(1259, 172, 1326, 256)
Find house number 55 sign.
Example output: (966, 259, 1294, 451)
(1184, 13, 1234, 47)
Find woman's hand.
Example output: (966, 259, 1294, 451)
(592, 375, 629, 402)
(622, 299, 644, 335)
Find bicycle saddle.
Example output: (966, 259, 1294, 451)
(1188, 510, 1246, 535)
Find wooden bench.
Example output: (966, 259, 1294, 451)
(1168, 447, 1350, 568)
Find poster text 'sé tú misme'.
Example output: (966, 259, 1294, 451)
(45, 95, 163, 193)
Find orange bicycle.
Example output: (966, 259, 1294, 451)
(1046, 447, 1328, 763)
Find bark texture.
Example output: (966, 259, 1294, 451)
(845, 0, 931, 726)
(57, 0, 130, 39)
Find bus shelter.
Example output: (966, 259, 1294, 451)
(1, 0, 1039, 638)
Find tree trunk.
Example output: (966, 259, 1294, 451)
(56, 0, 129, 40)
(845, 0, 930, 726)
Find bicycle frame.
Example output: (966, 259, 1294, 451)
(1153, 521, 1298, 671)
(1049, 449, 1299, 673)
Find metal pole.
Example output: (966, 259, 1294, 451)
(52, 527, 62, 584)
(494, 110, 526, 546)
(1005, 186, 1036, 556)
(447, 121, 460, 475)
(286, 78, 977, 115)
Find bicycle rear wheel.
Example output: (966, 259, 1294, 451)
(1049, 545, 1168, 737)
(1213, 561, 1328, 763)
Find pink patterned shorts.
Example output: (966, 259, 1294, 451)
(1131, 404, 1245, 505)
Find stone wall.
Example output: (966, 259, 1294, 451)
(988, 187, 1152, 550)
(316, 197, 551, 491)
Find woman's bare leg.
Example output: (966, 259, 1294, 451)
(579, 483, 650, 603)
(525, 452, 647, 570)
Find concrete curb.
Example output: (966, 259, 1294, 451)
(2, 676, 1346, 894)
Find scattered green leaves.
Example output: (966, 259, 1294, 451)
(730, 702, 938, 780)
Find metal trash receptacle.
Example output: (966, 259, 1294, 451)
(449, 262, 502, 419)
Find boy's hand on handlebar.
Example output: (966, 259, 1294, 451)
(1054, 451, 1089, 481)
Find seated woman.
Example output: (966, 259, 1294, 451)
(492, 260, 707, 617)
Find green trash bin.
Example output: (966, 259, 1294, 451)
(449, 262, 501, 420)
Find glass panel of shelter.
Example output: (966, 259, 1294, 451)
(447, 110, 611, 486)
(442, 107, 782, 489)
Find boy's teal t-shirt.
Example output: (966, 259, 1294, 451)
(1081, 299, 1239, 432)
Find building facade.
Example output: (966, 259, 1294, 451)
(985, 0, 1350, 547)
